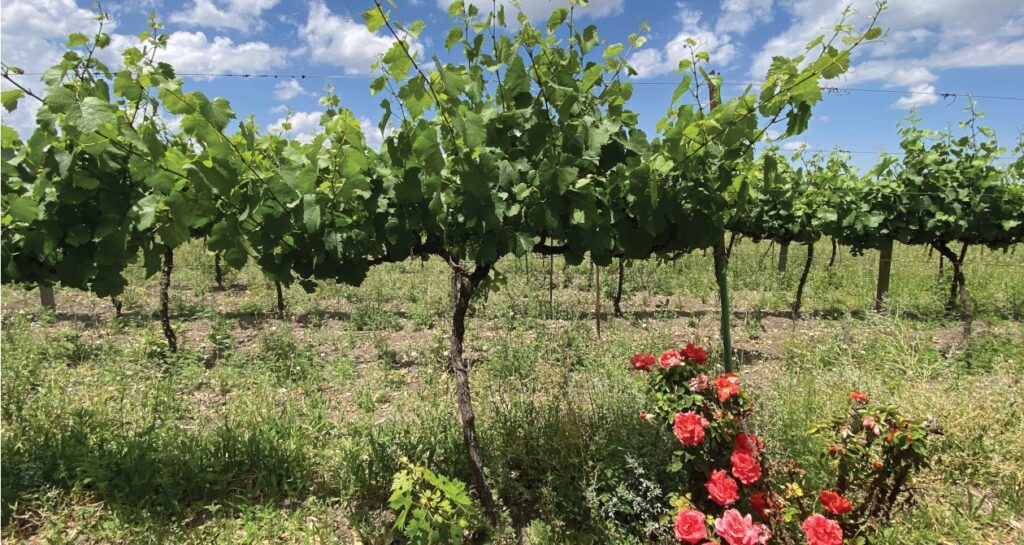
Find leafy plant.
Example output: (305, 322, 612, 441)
(389, 458, 482, 545)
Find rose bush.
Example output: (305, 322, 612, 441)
(631, 344, 937, 544)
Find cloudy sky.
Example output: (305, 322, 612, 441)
(2, 0, 1022, 167)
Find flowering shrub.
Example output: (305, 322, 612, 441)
(631, 345, 937, 544)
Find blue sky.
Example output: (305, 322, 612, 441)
(2, 0, 1023, 169)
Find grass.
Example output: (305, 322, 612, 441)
(1, 240, 1022, 544)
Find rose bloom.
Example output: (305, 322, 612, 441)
(749, 493, 768, 518)
(730, 449, 763, 485)
(630, 353, 657, 371)
(706, 469, 740, 506)
(754, 523, 772, 544)
(849, 391, 868, 403)
(674, 509, 708, 544)
(713, 509, 761, 545)
(802, 514, 843, 545)
(827, 445, 844, 456)
(715, 373, 741, 403)
(862, 416, 881, 435)
(674, 411, 711, 446)
(681, 342, 708, 364)
(689, 373, 713, 392)
(661, 349, 684, 368)
(734, 433, 764, 455)
(819, 490, 853, 516)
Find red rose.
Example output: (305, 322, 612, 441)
(818, 490, 852, 516)
(630, 353, 657, 371)
(715, 373, 741, 403)
(862, 416, 880, 435)
(661, 349, 684, 368)
(730, 449, 763, 485)
(674, 509, 708, 544)
(681, 342, 708, 364)
(706, 469, 739, 506)
(849, 391, 868, 403)
(801, 514, 843, 545)
(733, 433, 764, 455)
(674, 411, 710, 446)
(713, 509, 760, 545)
(749, 492, 768, 518)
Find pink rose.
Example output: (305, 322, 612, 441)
(674, 509, 708, 544)
(674, 411, 711, 446)
(714, 509, 760, 545)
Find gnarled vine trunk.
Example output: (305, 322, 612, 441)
(449, 265, 498, 526)
(946, 243, 969, 312)
(934, 242, 972, 338)
(112, 297, 123, 318)
(777, 242, 790, 276)
(793, 241, 815, 318)
(214, 252, 224, 289)
(275, 281, 285, 318)
(613, 258, 625, 318)
(827, 238, 838, 270)
(160, 246, 177, 353)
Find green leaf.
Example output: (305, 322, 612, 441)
(45, 87, 78, 114)
(447, 0, 464, 18)
(412, 126, 443, 173)
(383, 42, 413, 80)
(7, 196, 38, 222)
(78, 97, 117, 132)
(363, 8, 385, 32)
(546, 8, 568, 33)
(445, 27, 464, 51)
(66, 33, 89, 47)
(603, 43, 624, 58)
(461, 111, 485, 149)
(514, 233, 535, 256)
(2, 89, 24, 112)
(303, 194, 321, 233)
(114, 71, 143, 101)
(503, 56, 531, 105)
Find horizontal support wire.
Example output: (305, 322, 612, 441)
(6, 70, 1024, 102)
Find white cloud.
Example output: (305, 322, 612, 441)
(273, 79, 307, 101)
(156, 31, 287, 75)
(269, 111, 322, 143)
(435, 0, 624, 20)
(628, 9, 737, 79)
(781, 140, 807, 151)
(750, 0, 1024, 109)
(892, 83, 941, 110)
(0, 0, 97, 71)
(715, 0, 774, 36)
(359, 117, 396, 151)
(170, 0, 280, 33)
(0, 0, 98, 135)
(301, 1, 419, 75)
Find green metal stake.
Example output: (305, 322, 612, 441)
(706, 74, 733, 372)
(714, 238, 734, 372)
